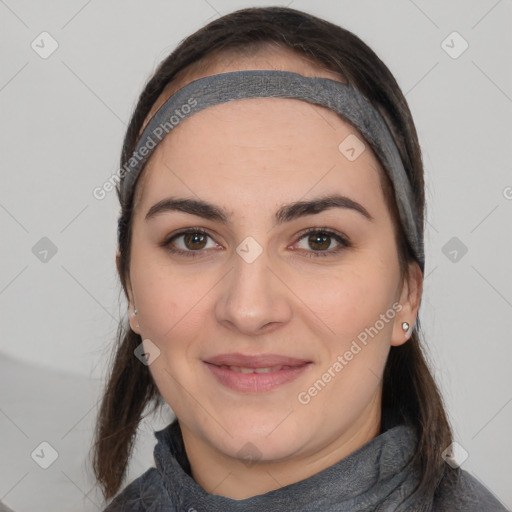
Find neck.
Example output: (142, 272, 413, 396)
(180, 399, 382, 500)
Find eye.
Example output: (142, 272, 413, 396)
(293, 228, 350, 258)
(162, 228, 220, 257)
(161, 227, 350, 259)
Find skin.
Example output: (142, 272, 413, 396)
(121, 48, 422, 500)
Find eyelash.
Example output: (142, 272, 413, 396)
(161, 227, 351, 259)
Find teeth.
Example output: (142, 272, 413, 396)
(254, 367, 273, 374)
(225, 365, 284, 374)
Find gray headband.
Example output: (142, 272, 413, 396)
(119, 70, 424, 272)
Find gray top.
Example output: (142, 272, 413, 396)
(103, 419, 508, 511)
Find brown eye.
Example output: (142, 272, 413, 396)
(308, 232, 332, 251)
(295, 229, 350, 258)
(182, 232, 208, 250)
(163, 228, 219, 257)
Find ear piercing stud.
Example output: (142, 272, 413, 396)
(131, 308, 140, 330)
(402, 321, 410, 332)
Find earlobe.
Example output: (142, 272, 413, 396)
(126, 288, 140, 334)
(129, 305, 141, 335)
(391, 261, 423, 347)
(117, 251, 140, 334)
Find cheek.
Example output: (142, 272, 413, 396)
(303, 272, 396, 402)
(129, 248, 222, 383)
(129, 244, 183, 340)
(129, 255, 202, 412)
(301, 264, 397, 341)
(304, 269, 398, 405)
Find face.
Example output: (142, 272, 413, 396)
(124, 53, 421, 476)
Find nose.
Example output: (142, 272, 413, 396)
(215, 242, 293, 336)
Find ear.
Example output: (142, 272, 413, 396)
(391, 260, 423, 347)
(116, 250, 141, 335)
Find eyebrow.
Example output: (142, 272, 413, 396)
(145, 194, 374, 225)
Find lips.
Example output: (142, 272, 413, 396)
(203, 353, 311, 393)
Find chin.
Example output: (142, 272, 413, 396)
(203, 409, 313, 462)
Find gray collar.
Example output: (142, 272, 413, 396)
(152, 419, 427, 511)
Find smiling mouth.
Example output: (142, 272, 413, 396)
(203, 354, 311, 393)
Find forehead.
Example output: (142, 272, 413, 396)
(133, 96, 387, 225)
(141, 44, 345, 129)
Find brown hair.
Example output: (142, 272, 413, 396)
(92, 6, 452, 502)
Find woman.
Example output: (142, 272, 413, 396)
(92, 6, 507, 511)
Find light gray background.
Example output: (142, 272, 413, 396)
(1, 0, 511, 510)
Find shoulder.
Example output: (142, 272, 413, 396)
(433, 466, 509, 511)
(102, 467, 172, 512)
